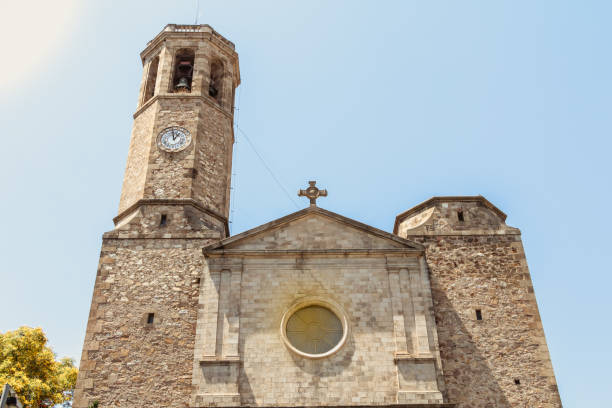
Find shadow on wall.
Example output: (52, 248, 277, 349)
(288, 330, 356, 377)
(238, 363, 255, 405)
(432, 288, 511, 407)
(237, 331, 356, 405)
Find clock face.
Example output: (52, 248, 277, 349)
(158, 126, 191, 152)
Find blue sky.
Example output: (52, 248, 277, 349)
(1, 1, 610, 406)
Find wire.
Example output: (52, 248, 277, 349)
(229, 86, 242, 232)
(235, 124, 300, 209)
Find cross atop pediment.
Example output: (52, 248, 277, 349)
(298, 181, 327, 207)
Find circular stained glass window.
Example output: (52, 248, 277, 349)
(284, 305, 344, 356)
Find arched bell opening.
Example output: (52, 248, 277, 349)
(143, 55, 159, 104)
(172, 48, 195, 93)
(208, 60, 224, 104)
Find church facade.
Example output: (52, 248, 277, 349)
(73, 25, 562, 408)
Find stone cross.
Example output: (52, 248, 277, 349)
(298, 181, 328, 207)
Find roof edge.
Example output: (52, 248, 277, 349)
(393, 196, 508, 234)
(206, 206, 425, 252)
(139, 24, 240, 86)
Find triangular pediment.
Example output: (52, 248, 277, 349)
(205, 207, 423, 252)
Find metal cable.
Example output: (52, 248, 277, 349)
(235, 124, 300, 209)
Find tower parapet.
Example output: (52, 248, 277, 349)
(394, 195, 518, 237)
(137, 24, 240, 110)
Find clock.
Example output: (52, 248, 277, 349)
(157, 126, 191, 152)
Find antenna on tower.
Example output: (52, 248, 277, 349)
(195, 0, 200, 25)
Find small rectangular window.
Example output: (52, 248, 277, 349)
(147, 313, 155, 324)
(160, 214, 167, 226)
(475, 309, 482, 320)
(457, 210, 465, 222)
(514, 379, 521, 385)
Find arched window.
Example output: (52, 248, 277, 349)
(172, 49, 195, 93)
(143, 55, 159, 103)
(209, 60, 224, 103)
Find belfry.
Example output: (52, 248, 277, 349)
(74, 25, 562, 408)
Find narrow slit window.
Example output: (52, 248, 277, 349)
(147, 313, 155, 324)
(475, 309, 482, 320)
(457, 210, 465, 222)
(160, 214, 167, 226)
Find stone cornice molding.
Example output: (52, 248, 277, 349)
(113, 198, 229, 237)
(133, 94, 234, 122)
(393, 353, 436, 362)
(403, 230, 522, 238)
(204, 248, 424, 257)
(207, 257, 244, 272)
(140, 24, 240, 86)
(199, 356, 241, 365)
(385, 254, 418, 271)
(102, 233, 220, 241)
(206, 206, 424, 252)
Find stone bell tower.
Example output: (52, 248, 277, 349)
(116, 24, 240, 237)
(73, 25, 240, 408)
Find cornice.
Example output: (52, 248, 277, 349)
(402, 230, 522, 237)
(393, 195, 508, 234)
(206, 206, 424, 252)
(140, 24, 240, 86)
(113, 198, 229, 237)
(133, 94, 234, 121)
(203, 248, 424, 257)
(141, 25, 236, 58)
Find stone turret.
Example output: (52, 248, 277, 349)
(394, 196, 562, 407)
(116, 24, 240, 239)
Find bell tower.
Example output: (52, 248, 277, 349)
(73, 25, 240, 408)
(116, 24, 240, 237)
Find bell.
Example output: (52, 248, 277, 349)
(209, 83, 218, 97)
(175, 76, 191, 92)
(177, 60, 193, 75)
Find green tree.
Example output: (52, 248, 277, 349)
(0, 327, 78, 407)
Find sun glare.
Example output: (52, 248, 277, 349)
(0, 0, 83, 92)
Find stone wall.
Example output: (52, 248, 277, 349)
(193, 101, 234, 218)
(143, 97, 200, 201)
(396, 198, 562, 407)
(117, 101, 156, 214)
(112, 201, 226, 238)
(73, 237, 214, 408)
(191, 209, 447, 407)
(192, 255, 445, 407)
